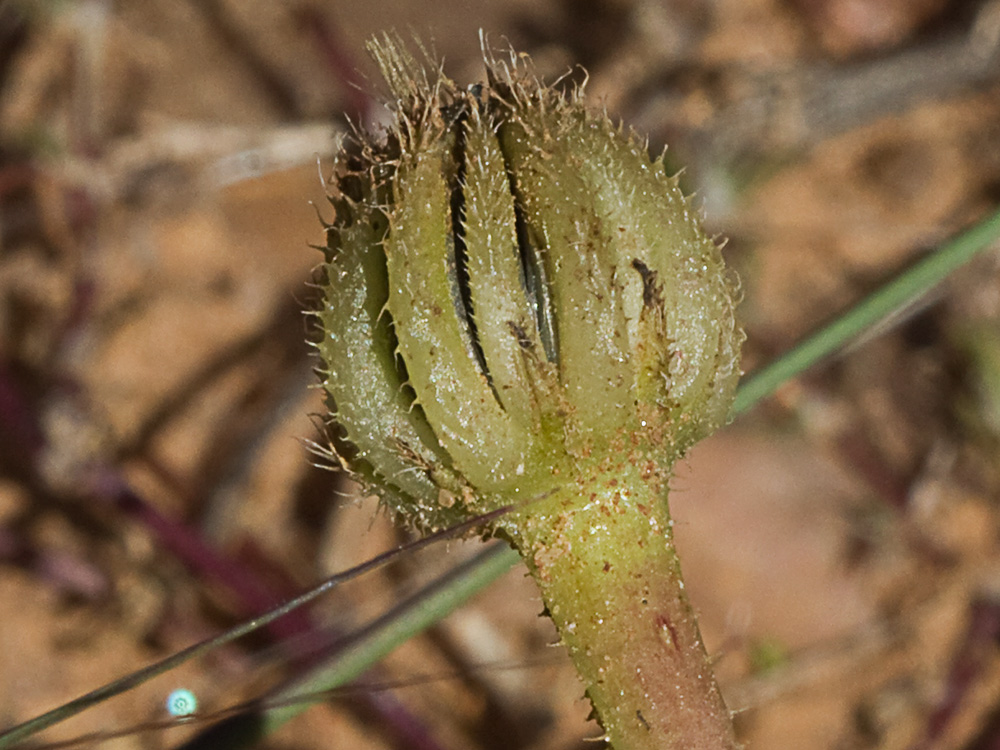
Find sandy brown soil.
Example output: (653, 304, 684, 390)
(2, 1, 1000, 749)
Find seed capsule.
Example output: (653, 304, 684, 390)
(316, 37, 742, 531)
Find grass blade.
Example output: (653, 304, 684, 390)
(732, 206, 1000, 415)
(0, 507, 511, 749)
(174, 544, 520, 750)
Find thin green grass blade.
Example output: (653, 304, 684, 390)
(219, 543, 520, 744)
(732, 206, 1000, 415)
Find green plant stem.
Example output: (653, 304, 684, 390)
(510, 461, 738, 750)
(733, 206, 1000, 415)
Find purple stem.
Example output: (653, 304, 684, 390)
(910, 597, 1000, 749)
(90, 467, 316, 643)
(0, 360, 44, 468)
(0, 523, 109, 599)
(293, 6, 373, 122)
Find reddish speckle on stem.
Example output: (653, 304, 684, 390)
(655, 613, 682, 653)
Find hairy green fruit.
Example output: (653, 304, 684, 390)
(317, 36, 743, 750)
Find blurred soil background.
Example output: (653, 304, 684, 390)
(2, 0, 1000, 748)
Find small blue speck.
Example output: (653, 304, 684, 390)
(166, 688, 198, 717)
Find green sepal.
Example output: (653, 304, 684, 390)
(383, 106, 535, 499)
